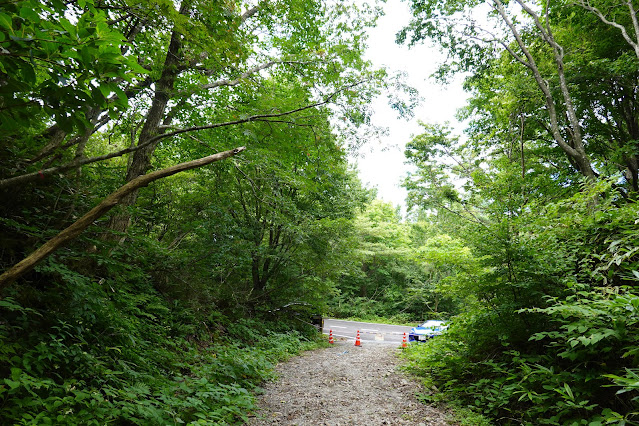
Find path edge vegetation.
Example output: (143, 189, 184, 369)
(391, 0, 639, 423)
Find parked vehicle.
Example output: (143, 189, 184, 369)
(408, 320, 448, 342)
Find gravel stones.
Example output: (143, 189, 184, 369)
(247, 341, 452, 425)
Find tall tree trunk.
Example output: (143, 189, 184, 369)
(252, 255, 266, 293)
(107, 0, 192, 237)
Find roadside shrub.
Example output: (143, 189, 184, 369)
(0, 264, 323, 425)
(403, 288, 639, 425)
(403, 181, 639, 424)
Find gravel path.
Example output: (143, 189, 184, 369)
(246, 339, 453, 425)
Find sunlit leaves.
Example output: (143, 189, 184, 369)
(0, 0, 145, 134)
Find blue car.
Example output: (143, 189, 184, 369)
(408, 320, 448, 342)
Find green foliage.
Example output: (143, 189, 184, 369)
(0, 0, 409, 424)
(0, 0, 144, 134)
(399, 5, 639, 415)
(402, 168, 639, 423)
(0, 4, 375, 421)
(0, 268, 322, 425)
(327, 198, 479, 322)
(0, 113, 342, 421)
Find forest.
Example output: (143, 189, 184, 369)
(1, 0, 638, 424)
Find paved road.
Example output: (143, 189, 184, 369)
(322, 318, 414, 344)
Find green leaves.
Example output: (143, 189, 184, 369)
(0, 0, 145, 134)
(0, 12, 13, 30)
(0, 247, 324, 424)
(401, 58, 639, 424)
(0, 0, 395, 424)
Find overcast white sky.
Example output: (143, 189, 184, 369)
(352, 0, 468, 211)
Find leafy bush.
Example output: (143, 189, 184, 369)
(0, 265, 322, 425)
(403, 182, 639, 424)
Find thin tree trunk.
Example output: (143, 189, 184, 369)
(493, 0, 597, 179)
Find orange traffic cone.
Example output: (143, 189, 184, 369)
(354, 330, 361, 347)
(328, 329, 334, 344)
(402, 332, 407, 349)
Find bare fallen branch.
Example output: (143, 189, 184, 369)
(0, 146, 246, 292)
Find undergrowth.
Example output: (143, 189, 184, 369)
(402, 291, 639, 425)
(0, 258, 323, 425)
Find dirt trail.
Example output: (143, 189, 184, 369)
(247, 340, 452, 425)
